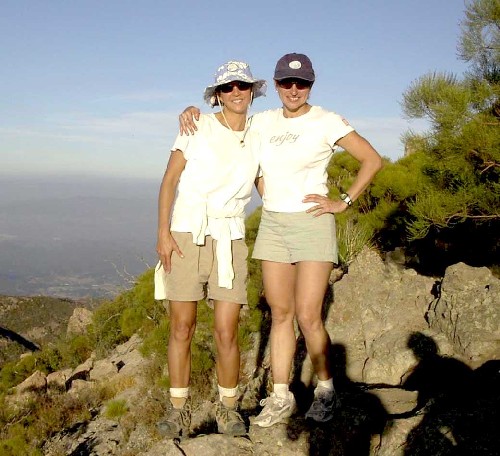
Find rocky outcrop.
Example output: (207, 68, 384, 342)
(325, 248, 438, 385)
(15, 369, 47, 394)
(6, 250, 499, 455)
(67, 307, 94, 335)
(426, 262, 500, 363)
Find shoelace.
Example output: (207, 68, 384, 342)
(310, 393, 334, 410)
(218, 406, 231, 418)
(259, 395, 287, 407)
(308, 400, 325, 412)
(218, 403, 239, 418)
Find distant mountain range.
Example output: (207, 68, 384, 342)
(0, 175, 159, 299)
(0, 174, 261, 299)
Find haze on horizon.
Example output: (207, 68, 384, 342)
(0, 174, 262, 299)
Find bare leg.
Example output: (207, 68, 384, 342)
(295, 261, 333, 380)
(213, 300, 242, 388)
(168, 301, 197, 387)
(262, 261, 297, 385)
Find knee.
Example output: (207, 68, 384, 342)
(170, 320, 196, 344)
(270, 305, 295, 326)
(297, 313, 323, 336)
(214, 326, 238, 349)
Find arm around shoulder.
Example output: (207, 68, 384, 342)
(179, 106, 201, 135)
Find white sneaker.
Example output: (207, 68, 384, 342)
(305, 387, 338, 422)
(253, 392, 297, 427)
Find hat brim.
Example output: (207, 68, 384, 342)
(273, 71, 315, 82)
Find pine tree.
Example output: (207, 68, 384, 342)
(398, 0, 499, 270)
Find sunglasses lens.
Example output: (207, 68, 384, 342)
(278, 79, 311, 90)
(219, 81, 252, 93)
(237, 82, 252, 91)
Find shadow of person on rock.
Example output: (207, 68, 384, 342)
(251, 295, 273, 406)
(288, 282, 336, 413)
(399, 331, 476, 455)
(286, 343, 389, 456)
(460, 359, 500, 455)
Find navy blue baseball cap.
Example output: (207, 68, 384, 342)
(274, 53, 315, 81)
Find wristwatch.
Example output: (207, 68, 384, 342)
(340, 193, 353, 206)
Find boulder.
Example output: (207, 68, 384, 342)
(426, 262, 500, 364)
(67, 307, 94, 335)
(326, 248, 435, 384)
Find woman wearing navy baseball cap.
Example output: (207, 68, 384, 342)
(179, 53, 383, 427)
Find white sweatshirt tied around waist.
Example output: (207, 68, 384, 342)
(180, 198, 246, 290)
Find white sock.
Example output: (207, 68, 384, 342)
(315, 378, 334, 394)
(169, 387, 189, 408)
(273, 383, 289, 399)
(218, 385, 238, 402)
(170, 387, 190, 398)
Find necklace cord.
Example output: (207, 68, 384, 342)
(217, 94, 248, 147)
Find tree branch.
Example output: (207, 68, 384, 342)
(445, 213, 500, 223)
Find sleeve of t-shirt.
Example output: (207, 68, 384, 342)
(170, 116, 205, 160)
(248, 110, 273, 132)
(325, 112, 355, 148)
(171, 133, 189, 156)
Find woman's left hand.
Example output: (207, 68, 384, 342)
(303, 194, 348, 216)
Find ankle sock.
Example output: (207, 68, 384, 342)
(315, 378, 334, 395)
(218, 385, 238, 407)
(170, 387, 189, 409)
(273, 383, 289, 399)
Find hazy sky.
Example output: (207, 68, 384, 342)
(1, 0, 469, 180)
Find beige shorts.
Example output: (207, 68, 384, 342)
(165, 232, 248, 304)
(252, 209, 338, 264)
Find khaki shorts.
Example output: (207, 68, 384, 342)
(252, 209, 338, 264)
(165, 232, 248, 304)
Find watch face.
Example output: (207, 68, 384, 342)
(340, 193, 352, 205)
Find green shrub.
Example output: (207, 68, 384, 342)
(104, 399, 128, 419)
(0, 431, 40, 456)
(0, 388, 110, 454)
(141, 317, 170, 362)
(0, 354, 39, 393)
(88, 298, 129, 357)
(120, 306, 148, 338)
(336, 217, 374, 266)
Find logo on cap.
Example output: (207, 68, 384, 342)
(289, 60, 302, 69)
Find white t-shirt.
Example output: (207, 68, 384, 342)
(251, 106, 354, 212)
(169, 113, 260, 288)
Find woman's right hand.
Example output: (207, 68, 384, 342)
(156, 232, 184, 273)
(179, 106, 201, 135)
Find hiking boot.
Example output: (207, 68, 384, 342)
(305, 387, 338, 422)
(215, 400, 247, 436)
(157, 399, 191, 439)
(253, 392, 297, 428)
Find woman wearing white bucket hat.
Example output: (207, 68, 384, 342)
(155, 60, 266, 439)
(179, 52, 383, 427)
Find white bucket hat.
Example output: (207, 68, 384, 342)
(203, 60, 267, 107)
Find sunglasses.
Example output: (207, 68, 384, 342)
(277, 78, 312, 90)
(218, 81, 253, 93)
